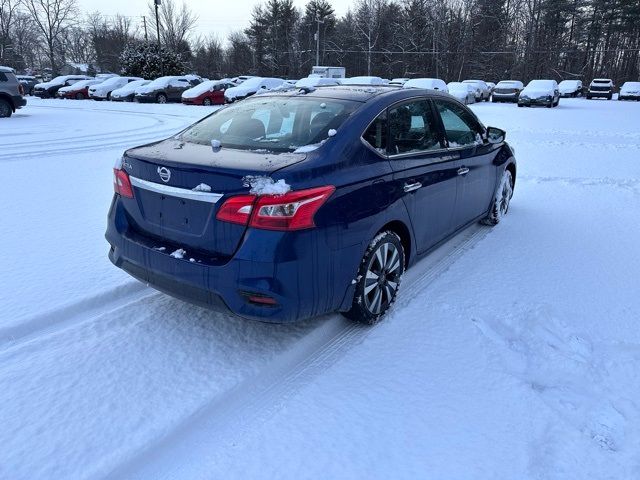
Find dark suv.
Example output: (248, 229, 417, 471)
(0, 66, 27, 118)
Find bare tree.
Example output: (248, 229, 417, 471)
(147, 0, 197, 54)
(23, 0, 78, 74)
(0, 0, 19, 61)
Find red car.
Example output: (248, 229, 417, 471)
(56, 79, 103, 100)
(181, 79, 235, 105)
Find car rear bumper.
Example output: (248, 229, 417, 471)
(587, 91, 612, 98)
(13, 95, 27, 108)
(105, 195, 361, 323)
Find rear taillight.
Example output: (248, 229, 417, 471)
(113, 168, 134, 198)
(216, 185, 335, 231)
(18, 84, 25, 96)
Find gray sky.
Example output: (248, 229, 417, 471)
(77, 0, 351, 39)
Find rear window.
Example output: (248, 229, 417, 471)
(180, 96, 360, 153)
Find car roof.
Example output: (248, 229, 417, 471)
(0, 66, 15, 73)
(259, 84, 453, 103)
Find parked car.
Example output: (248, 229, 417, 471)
(462, 80, 491, 101)
(110, 80, 151, 102)
(492, 80, 524, 103)
(403, 78, 448, 93)
(0, 66, 27, 118)
(57, 79, 104, 99)
(224, 77, 285, 102)
(586, 78, 614, 100)
(518, 79, 560, 108)
(341, 76, 386, 86)
(88, 76, 143, 101)
(32, 75, 92, 98)
(182, 79, 235, 105)
(134, 76, 202, 103)
(230, 75, 257, 85)
(447, 82, 475, 104)
(558, 80, 583, 97)
(388, 78, 410, 86)
(16, 75, 40, 95)
(295, 77, 341, 89)
(106, 86, 516, 324)
(618, 81, 640, 101)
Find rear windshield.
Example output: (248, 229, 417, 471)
(180, 96, 360, 153)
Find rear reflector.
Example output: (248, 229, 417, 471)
(242, 292, 278, 306)
(113, 168, 134, 198)
(216, 186, 335, 231)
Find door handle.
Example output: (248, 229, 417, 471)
(457, 167, 470, 176)
(403, 182, 422, 193)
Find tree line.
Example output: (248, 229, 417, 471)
(1, 0, 639, 84)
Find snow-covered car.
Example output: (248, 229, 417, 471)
(294, 77, 340, 89)
(88, 76, 143, 101)
(388, 77, 410, 86)
(224, 77, 285, 102)
(403, 78, 448, 93)
(57, 79, 104, 100)
(492, 80, 524, 103)
(586, 78, 614, 100)
(110, 80, 151, 102)
(230, 75, 256, 85)
(462, 80, 491, 102)
(32, 75, 92, 99)
(182, 79, 235, 106)
(16, 75, 40, 95)
(618, 81, 640, 101)
(447, 82, 475, 104)
(341, 76, 386, 86)
(558, 80, 583, 98)
(0, 66, 27, 117)
(518, 79, 560, 108)
(134, 76, 201, 103)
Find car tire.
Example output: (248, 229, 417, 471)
(203, 97, 212, 106)
(106, 92, 111, 101)
(75, 92, 85, 100)
(344, 231, 405, 325)
(482, 169, 514, 226)
(157, 93, 167, 104)
(0, 98, 12, 118)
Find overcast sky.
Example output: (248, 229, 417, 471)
(77, 0, 351, 39)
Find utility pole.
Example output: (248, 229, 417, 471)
(314, 16, 324, 66)
(142, 16, 148, 42)
(154, 0, 163, 75)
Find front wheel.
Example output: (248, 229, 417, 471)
(203, 97, 212, 106)
(156, 93, 168, 104)
(482, 169, 514, 226)
(344, 231, 405, 325)
(75, 92, 85, 100)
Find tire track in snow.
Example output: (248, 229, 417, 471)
(103, 224, 490, 480)
(0, 282, 157, 350)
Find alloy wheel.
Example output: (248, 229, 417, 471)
(498, 173, 513, 216)
(364, 242, 402, 315)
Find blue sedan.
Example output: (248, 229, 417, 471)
(106, 86, 516, 324)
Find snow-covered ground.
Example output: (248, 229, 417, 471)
(1, 97, 639, 479)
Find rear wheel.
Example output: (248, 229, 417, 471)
(344, 231, 405, 325)
(157, 93, 167, 104)
(75, 92, 85, 100)
(482, 169, 513, 226)
(0, 98, 12, 118)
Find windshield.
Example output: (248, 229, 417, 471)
(527, 80, 554, 89)
(447, 82, 466, 91)
(559, 80, 579, 87)
(497, 81, 519, 87)
(99, 77, 123, 87)
(622, 82, 640, 89)
(180, 96, 359, 153)
(147, 76, 174, 87)
(236, 77, 264, 89)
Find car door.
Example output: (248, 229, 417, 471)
(380, 98, 461, 254)
(433, 99, 497, 229)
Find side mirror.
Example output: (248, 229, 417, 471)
(486, 126, 506, 144)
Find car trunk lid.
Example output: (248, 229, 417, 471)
(120, 138, 306, 258)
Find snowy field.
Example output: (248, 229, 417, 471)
(1, 97, 639, 479)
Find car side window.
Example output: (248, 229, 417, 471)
(388, 100, 441, 155)
(362, 111, 388, 154)
(0, 73, 8, 82)
(434, 100, 483, 148)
